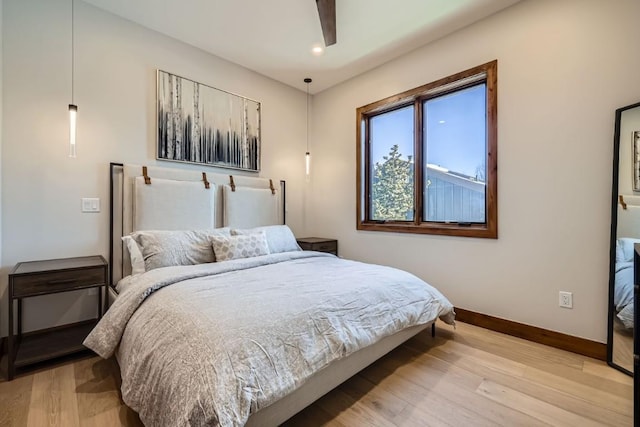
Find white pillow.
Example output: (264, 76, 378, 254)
(122, 235, 145, 275)
(211, 232, 270, 262)
(133, 228, 231, 271)
(618, 237, 640, 263)
(231, 225, 301, 254)
(615, 240, 625, 264)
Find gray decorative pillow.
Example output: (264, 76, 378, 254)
(133, 228, 230, 271)
(211, 232, 270, 262)
(231, 225, 301, 254)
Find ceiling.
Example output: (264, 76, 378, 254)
(83, 0, 520, 94)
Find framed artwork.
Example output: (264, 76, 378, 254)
(157, 70, 261, 172)
(634, 131, 640, 191)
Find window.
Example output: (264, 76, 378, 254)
(357, 61, 497, 238)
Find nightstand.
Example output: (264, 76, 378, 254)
(296, 237, 338, 255)
(7, 255, 107, 380)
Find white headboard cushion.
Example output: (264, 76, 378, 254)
(134, 176, 216, 231)
(222, 185, 280, 228)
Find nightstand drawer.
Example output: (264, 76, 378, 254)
(309, 241, 337, 253)
(12, 267, 106, 297)
(297, 238, 338, 255)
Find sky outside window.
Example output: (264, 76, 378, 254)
(370, 85, 485, 179)
(424, 84, 486, 178)
(370, 106, 414, 163)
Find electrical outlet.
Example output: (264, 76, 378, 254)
(559, 291, 573, 308)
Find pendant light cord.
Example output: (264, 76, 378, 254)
(71, 0, 74, 104)
(305, 82, 309, 152)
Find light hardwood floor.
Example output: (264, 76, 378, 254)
(612, 318, 634, 374)
(0, 322, 633, 426)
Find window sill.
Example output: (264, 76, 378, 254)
(357, 221, 497, 239)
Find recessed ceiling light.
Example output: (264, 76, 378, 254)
(311, 45, 324, 56)
(439, 120, 446, 124)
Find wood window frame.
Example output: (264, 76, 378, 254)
(356, 60, 498, 238)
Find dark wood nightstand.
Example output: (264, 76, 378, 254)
(7, 255, 107, 380)
(296, 237, 338, 255)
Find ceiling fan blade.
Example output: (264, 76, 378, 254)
(316, 0, 336, 46)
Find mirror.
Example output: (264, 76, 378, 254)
(608, 101, 640, 375)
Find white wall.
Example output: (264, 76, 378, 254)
(308, 0, 640, 342)
(1, 0, 308, 335)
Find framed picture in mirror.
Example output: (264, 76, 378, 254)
(633, 131, 640, 191)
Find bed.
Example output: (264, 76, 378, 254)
(615, 237, 637, 329)
(84, 163, 455, 426)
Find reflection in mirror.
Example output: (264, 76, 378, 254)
(609, 102, 640, 375)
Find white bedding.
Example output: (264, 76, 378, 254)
(615, 261, 635, 329)
(85, 252, 454, 426)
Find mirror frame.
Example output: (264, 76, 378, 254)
(607, 100, 640, 375)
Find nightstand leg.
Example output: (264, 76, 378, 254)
(98, 286, 103, 318)
(8, 297, 14, 381)
(17, 299, 23, 335)
(431, 323, 436, 338)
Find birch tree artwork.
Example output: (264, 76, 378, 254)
(157, 70, 261, 172)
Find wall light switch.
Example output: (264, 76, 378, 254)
(82, 198, 100, 213)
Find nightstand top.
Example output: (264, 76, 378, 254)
(296, 237, 336, 244)
(11, 255, 107, 275)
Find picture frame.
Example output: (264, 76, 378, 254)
(157, 70, 261, 172)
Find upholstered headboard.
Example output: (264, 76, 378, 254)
(109, 162, 285, 286)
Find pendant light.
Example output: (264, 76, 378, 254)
(304, 78, 312, 181)
(68, 0, 77, 158)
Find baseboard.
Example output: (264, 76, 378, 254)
(455, 307, 606, 361)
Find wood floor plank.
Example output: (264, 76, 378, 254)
(73, 356, 142, 426)
(0, 321, 633, 427)
(358, 364, 504, 427)
(438, 323, 632, 400)
(392, 403, 455, 427)
(477, 379, 605, 427)
(523, 365, 633, 415)
(26, 363, 79, 427)
(425, 343, 633, 426)
(313, 387, 397, 427)
(367, 349, 547, 426)
(0, 372, 33, 427)
(282, 403, 345, 427)
(582, 359, 633, 385)
(435, 323, 586, 370)
(336, 372, 408, 423)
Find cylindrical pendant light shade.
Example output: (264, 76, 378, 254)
(68, 0, 78, 158)
(304, 78, 312, 181)
(69, 104, 77, 158)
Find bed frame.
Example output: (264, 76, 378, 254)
(108, 162, 433, 426)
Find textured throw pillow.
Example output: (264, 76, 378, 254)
(231, 225, 301, 254)
(211, 232, 270, 262)
(121, 235, 145, 275)
(133, 229, 231, 271)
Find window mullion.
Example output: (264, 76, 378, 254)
(414, 100, 423, 225)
